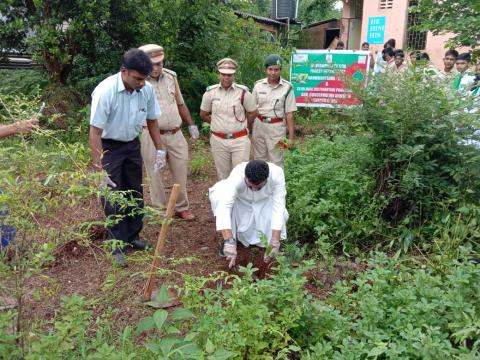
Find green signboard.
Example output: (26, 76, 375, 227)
(290, 49, 370, 108)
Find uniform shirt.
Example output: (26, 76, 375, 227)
(386, 61, 408, 74)
(213, 162, 286, 231)
(147, 68, 184, 130)
(200, 83, 256, 133)
(437, 67, 459, 84)
(252, 78, 297, 119)
(90, 72, 161, 141)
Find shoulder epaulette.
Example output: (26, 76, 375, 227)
(163, 68, 177, 77)
(281, 78, 293, 87)
(236, 83, 250, 91)
(255, 78, 267, 84)
(206, 84, 220, 92)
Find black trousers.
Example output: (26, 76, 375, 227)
(101, 138, 144, 245)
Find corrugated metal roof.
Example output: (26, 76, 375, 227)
(303, 18, 339, 29)
(234, 11, 288, 26)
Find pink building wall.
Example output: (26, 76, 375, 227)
(341, 0, 461, 69)
(358, 0, 409, 54)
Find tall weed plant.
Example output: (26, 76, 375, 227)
(356, 70, 480, 250)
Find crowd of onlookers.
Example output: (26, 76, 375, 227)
(333, 38, 479, 104)
(364, 38, 479, 102)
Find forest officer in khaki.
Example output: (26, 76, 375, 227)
(139, 44, 198, 221)
(252, 54, 297, 167)
(200, 58, 258, 180)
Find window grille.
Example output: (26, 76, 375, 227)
(406, 0, 427, 50)
(379, 0, 394, 9)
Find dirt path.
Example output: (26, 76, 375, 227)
(20, 135, 364, 333)
(22, 139, 272, 331)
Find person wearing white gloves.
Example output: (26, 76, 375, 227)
(139, 44, 198, 221)
(209, 160, 288, 269)
(89, 49, 164, 266)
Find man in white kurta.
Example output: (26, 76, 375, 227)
(209, 160, 288, 268)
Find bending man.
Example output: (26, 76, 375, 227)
(209, 160, 288, 268)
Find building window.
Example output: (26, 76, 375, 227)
(379, 0, 394, 9)
(406, 0, 427, 50)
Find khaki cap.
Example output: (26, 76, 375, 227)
(139, 44, 164, 63)
(217, 57, 237, 74)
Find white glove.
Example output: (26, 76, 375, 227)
(264, 238, 281, 262)
(154, 149, 167, 172)
(100, 175, 117, 190)
(222, 238, 237, 269)
(188, 125, 199, 141)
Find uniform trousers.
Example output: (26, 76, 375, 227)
(101, 138, 144, 244)
(252, 120, 286, 168)
(140, 129, 189, 211)
(210, 134, 250, 180)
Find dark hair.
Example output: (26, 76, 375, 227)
(457, 53, 471, 62)
(121, 48, 153, 76)
(361, 42, 369, 47)
(337, 41, 344, 47)
(394, 49, 405, 58)
(382, 47, 394, 57)
(386, 38, 396, 48)
(444, 49, 458, 58)
(410, 50, 429, 61)
(245, 160, 269, 185)
(420, 52, 430, 61)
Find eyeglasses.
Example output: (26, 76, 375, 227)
(244, 178, 267, 191)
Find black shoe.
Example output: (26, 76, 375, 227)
(130, 239, 153, 250)
(112, 250, 127, 267)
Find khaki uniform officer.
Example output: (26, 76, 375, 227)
(200, 58, 258, 180)
(139, 44, 199, 221)
(252, 54, 297, 168)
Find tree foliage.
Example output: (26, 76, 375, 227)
(413, 0, 480, 49)
(0, 0, 114, 84)
(298, 0, 340, 26)
(1, 0, 286, 112)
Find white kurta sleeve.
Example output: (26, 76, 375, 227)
(270, 167, 287, 230)
(215, 165, 244, 230)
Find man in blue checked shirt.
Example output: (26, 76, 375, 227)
(89, 48, 165, 267)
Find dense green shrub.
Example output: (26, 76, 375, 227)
(285, 135, 378, 251)
(357, 71, 480, 249)
(297, 253, 480, 359)
(0, 69, 49, 97)
(181, 260, 311, 358)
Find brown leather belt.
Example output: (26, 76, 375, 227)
(257, 115, 283, 124)
(159, 127, 181, 135)
(212, 129, 248, 139)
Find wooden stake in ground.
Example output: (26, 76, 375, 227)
(143, 183, 180, 301)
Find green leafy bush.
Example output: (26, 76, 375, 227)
(285, 135, 378, 251)
(0, 69, 49, 97)
(297, 253, 480, 359)
(357, 71, 480, 249)
(181, 260, 312, 358)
